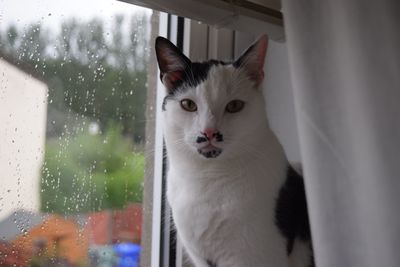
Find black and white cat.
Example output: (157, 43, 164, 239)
(155, 35, 313, 267)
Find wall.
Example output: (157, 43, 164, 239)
(0, 58, 48, 220)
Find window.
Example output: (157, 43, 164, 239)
(0, 1, 156, 266)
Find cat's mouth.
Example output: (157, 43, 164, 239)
(197, 144, 222, 159)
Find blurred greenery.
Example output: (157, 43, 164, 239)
(0, 14, 150, 213)
(41, 125, 144, 214)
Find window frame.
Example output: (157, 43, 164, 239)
(149, 11, 168, 267)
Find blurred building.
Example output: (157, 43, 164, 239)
(0, 210, 43, 267)
(12, 214, 89, 265)
(0, 203, 142, 266)
(0, 210, 87, 266)
(86, 203, 142, 245)
(0, 55, 48, 221)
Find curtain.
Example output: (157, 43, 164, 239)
(282, 1, 400, 266)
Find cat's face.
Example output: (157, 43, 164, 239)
(155, 35, 268, 160)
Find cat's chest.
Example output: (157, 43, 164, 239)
(167, 166, 255, 213)
(167, 169, 243, 219)
(166, 166, 274, 243)
(170, 185, 232, 242)
(167, 171, 245, 250)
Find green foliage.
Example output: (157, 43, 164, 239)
(41, 125, 144, 214)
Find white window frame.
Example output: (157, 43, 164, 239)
(150, 11, 168, 267)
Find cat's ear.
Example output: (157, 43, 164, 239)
(233, 34, 268, 87)
(155, 36, 191, 93)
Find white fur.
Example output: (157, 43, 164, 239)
(163, 65, 309, 267)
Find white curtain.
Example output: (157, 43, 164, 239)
(282, 1, 400, 266)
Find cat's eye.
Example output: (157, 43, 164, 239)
(180, 99, 197, 112)
(225, 100, 245, 113)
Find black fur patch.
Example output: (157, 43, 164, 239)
(162, 60, 228, 110)
(198, 148, 222, 158)
(275, 165, 312, 255)
(206, 259, 217, 267)
(214, 132, 223, 142)
(196, 131, 224, 143)
(196, 136, 208, 143)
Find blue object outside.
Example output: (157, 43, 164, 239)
(113, 243, 141, 267)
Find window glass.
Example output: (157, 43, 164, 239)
(0, 1, 154, 266)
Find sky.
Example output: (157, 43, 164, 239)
(0, 0, 152, 32)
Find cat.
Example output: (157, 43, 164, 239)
(155, 34, 313, 267)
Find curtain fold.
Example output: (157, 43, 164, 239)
(282, 1, 400, 266)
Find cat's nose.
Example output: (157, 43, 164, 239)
(202, 128, 217, 140)
(196, 129, 223, 143)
